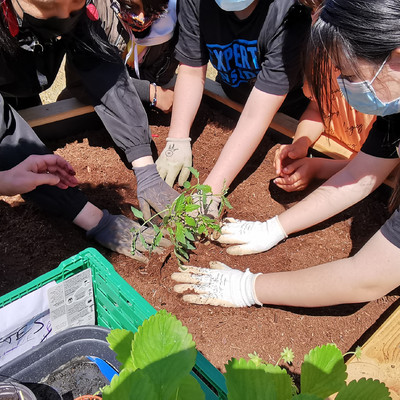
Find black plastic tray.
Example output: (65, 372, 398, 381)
(0, 326, 120, 399)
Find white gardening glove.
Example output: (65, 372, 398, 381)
(216, 216, 288, 255)
(171, 261, 262, 307)
(156, 138, 192, 187)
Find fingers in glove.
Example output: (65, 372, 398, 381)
(164, 168, 180, 187)
(217, 234, 248, 245)
(208, 260, 231, 270)
(226, 244, 260, 256)
(138, 198, 152, 221)
(171, 272, 200, 284)
(139, 226, 172, 248)
(155, 160, 168, 181)
(182, 294, 238, 307)
(177, 166, 191, 187)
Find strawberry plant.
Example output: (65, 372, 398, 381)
(102, 311, 392, 400)
(131, 167, 232, 263)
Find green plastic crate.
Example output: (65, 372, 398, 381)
(0, 248, 227, 399)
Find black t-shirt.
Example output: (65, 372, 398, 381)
(175, 0, 311, 101)
(361, 113, 400, 159)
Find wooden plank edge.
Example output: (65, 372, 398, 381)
(19, 98, 94, 128)
(344, 302, 400, 399)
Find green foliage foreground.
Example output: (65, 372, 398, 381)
(102, 310, 392, 400)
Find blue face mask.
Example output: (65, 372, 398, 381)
(337, 57, 400, 116)
(214, 0, 255, 12)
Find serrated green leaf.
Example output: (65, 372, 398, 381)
(131, 206, 144, 219)
(171, 375, 205, 400)
(225, 358, 292, 400)
(139, 234, 149, 250)
(185, 216, 196, 227)
(197, 185, 212, 193)
(174, 195, 186, 213)
(183, 181, 191, 189)
(198, 225, 206, 235)
(153, 231, 163, 247)
(301, 344, 347, 398)
(131, 310, 197, 399)
(185, 204, 201, 212)
(106, 329, 135, 371)
(183, 229, 195, 241)
(188, 167, 199, 178)
(102, 368, 157, 400)
(185, 241, 196, 250)
(176, 223, 186, 243)
(176, 247, 189, 261)
(335, 378, 391, 400)
(221, 197, 232, 209)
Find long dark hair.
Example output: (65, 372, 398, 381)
(306, 0, 400, 122)
(306, 0, 400, 210)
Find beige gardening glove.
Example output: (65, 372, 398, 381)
(172, 261, 262, 307)
(216, 216, 287, 255)
(156, 138, 192, 187)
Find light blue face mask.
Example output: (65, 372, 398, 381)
(214, 0, 255, 12)
(337, 56, 400, 116)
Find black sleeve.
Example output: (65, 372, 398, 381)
(174, 0, 208, 67)
(255, 2, 311, 95)
(67, 21, 152, 164)
(0, 95, 88, 220)
(361, 114, 400, 159)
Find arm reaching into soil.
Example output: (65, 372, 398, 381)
(213, 152, 399, 254)
(0, 154, 79, 196)
(156, 64, 207, 187)
(203, 87, 286, 195)
(274, 99, 323, 176)
(172, 229, 400, 307)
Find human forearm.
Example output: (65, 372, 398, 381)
(293, 100, 324, 146)
(255, 230, 400, 307)
(204, 88, 286, 193)
(278, 153, 399, 235)
(168, 64, 207, 139)
(310, 158, 349, 180)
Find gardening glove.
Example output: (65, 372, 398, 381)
(216, 216, 287, 255)
(156, 137, 192, 187)
(191, 192, 221, 219)
(133, 163, 179, 220)
(172, 261, 262, 307)
(87, 210, 172, 263)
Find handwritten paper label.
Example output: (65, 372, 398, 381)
(0, 282, 56, 366)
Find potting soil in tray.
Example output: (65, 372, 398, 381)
(0, 326, 119, 400)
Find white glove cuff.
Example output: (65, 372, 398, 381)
(270, 216, 288, 242)
(166, 137, 191, 143)
(241, 269, 263, 307)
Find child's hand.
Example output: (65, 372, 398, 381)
(274, 140, 310, 175)
(273, 157, 318, 192)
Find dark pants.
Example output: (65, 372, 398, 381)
(0, 96, 88, 221)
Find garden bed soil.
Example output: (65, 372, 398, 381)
(1, 101, 399, 379)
